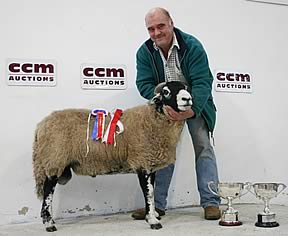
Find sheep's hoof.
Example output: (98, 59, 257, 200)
(150, 223, 162, 230)
(46, 225, 57, 232)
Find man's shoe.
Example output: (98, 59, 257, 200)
(204, 206, 221, 220)
(131, 208, 165, 220)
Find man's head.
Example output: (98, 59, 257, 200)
(145, 7, 174, 52)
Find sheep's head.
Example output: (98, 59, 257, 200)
(150, 81, 192, 113)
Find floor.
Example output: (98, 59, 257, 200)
(1, 204, 287, 236)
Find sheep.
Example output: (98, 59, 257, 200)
(33, 81, 192, 232)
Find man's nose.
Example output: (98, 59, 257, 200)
(155, 28, 161, 36)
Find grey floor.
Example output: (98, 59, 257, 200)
(1, 204, 288, 236)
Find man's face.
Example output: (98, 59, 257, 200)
(145, 11, 174, 51)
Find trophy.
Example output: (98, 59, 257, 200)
(250, 183, 286, 227)
(208, 181, 251, 226)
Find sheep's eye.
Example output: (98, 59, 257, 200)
(162, 87, 171, 98)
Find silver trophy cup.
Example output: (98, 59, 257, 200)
(250, 183, 286, 227)
(208, 181, 251, 226)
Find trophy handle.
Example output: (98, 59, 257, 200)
(207, 181, 219, 196)
(275, 183, 287, 197)
(238, 182, 252, 197)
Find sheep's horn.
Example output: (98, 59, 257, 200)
(154, 82, 167, 94)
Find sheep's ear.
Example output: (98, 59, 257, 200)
(150, 93, 164, 112)
(150, 93, 163, 113)
(154, 82, 167, 95)
(150, 83, 166, 112)
(150, 93, 162, 105)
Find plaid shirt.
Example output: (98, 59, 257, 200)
(154, 34, 186, 83)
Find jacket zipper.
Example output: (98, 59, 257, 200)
(146, 46, 160, 84)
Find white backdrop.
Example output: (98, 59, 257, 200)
(0, 0, 287, 225)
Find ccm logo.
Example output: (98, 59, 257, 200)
(9, 63, 54, 74)
(83, 67, 125, 78)
(216, 72, 250, 82)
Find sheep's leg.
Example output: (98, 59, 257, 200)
(41, 176, 58, 232)
(137, 170, 162, 230)
(57, 166, 72, 185)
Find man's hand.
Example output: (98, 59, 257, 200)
(163, 105, 195, 121)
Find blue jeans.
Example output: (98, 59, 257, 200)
(154, 115, 221, 210)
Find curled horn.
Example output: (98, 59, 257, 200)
(150, 82, 167, 112)
(154, 82, 167, 95)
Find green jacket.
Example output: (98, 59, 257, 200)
(136, 27, 216, 132)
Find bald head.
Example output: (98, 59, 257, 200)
(145, 7, 172, 24)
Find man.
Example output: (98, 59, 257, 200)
(132, 7, 221, 220)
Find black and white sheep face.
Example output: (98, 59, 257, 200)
(154, 81, 192, 112)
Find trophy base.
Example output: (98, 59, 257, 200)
(255, 214, 279, 228)
(219, 220, 242, 226)
(219, 211, 242, 226)
(255, 222, 279, 228)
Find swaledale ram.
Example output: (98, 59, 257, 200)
(33, 81, 192, 232)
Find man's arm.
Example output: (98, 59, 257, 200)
(135, 46, 157, 100)
(186, 45, 213, 117)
